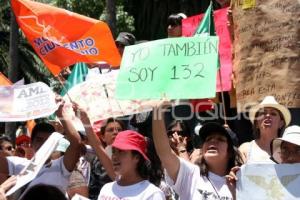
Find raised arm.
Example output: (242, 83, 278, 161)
(72, 103, 116, 180)
(56, 98, 81, 172)
(0, 176, 16, 200)
(152, 103, 180, 182)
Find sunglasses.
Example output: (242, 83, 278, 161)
(1, 146, 13, 151)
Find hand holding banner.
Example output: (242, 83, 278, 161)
(116, 36, 219, 100)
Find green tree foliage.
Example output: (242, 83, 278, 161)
(55, 0, 105, 19)
(0, 1, 11, 76)
(100, 3, 135, 35)
(55, 0, 135, 36)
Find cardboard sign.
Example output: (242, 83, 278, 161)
(116, 36, 219, 100)
(237, 163, 300, 200)
(231, 0, 300, 111)
(0, 82, 57, 121)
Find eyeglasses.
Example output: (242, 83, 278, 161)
(1, 146, 13, 151)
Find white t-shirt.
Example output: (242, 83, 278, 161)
(165, 158, 233, 200)
(98, 180, 165, 200)
(7, 156, 71, 192)
(246, 140, 275, 164)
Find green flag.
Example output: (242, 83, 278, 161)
(48, 63, 89, 120)
(194, 1, 220, 68)
(60, 62, 89, 96)
(194, 1, 216, 36)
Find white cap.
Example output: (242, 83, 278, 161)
(177, 13, 187, 19)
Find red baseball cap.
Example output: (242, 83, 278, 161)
(112, 130, 149, 161)
(16, 135, 31, 146)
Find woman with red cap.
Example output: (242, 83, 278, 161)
(98, 130, 165, 199)
(89, 117, 126, 200)
(72, 103, 165, 200)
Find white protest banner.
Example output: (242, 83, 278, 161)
(6, 132, 64, 196)
(237, 163, 300, 200)
(0, 82, 57, 121)
(116, 36, 219, 100)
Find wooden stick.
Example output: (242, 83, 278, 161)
(56, 74, 74, 103)
(218, 69, 228, 126)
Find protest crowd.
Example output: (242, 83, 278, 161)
(0, 0, 299, 199)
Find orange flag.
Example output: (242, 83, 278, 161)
(11, 0, 121, 75)
(26, 119, 36, 136)
(0, 72, 12, 86)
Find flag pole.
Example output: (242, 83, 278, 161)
(98, 67, 126, 118)
(193, 0, 229, 125)
(218, 69, 228, 126)
(56, 74, 74, 103)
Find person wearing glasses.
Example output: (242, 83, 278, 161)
(0, 98, 82, 198)
(0, 136, 14, 157)
(271, 125, 300, 164)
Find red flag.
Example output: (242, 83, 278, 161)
(11, 0, 121, 75)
